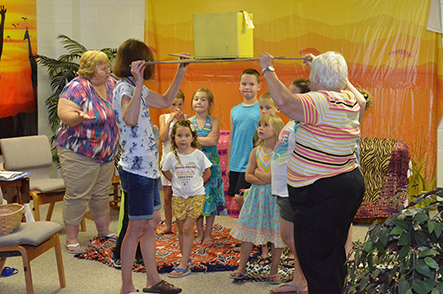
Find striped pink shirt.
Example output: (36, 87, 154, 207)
(287, 90, 360, 187)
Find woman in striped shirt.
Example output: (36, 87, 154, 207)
(258, 51, 365, 294)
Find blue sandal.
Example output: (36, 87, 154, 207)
(1, 266, 18, 278)
(168, 266, 191, 278)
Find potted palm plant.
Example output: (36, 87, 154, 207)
(345, 188, 443, 294)
(36, 34, 117, 164)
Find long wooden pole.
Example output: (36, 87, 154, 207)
(143, 54, 304, 65)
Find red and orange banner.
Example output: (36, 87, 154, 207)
(0, 0, 37, 138)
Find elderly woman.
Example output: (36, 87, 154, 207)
(258, 52, 365, 294)
(56, 50, 119, 254)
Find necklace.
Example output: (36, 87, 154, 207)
(125, 77, 136, 87)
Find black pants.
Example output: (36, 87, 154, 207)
(288, 168, 365, 294)
(112, 192, 142, 261)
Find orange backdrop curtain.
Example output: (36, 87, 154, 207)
(145, 0, 443, 183)
(0, 0, 37, 139)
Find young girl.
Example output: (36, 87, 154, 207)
(159, 90, 187, 234)
(161, 120, 212, 278)
(230, 114, 285, 284)
(189, 88, 227, 246)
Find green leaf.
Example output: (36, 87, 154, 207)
(435, 223, 442, 238)
(393, 218, 410, 231)
(419, 248, 439, 258)
(362, 241, 373, 254)
(379, 227, 390, 246)
(413, 280, 428, 294)
(390, 226, 403, 235)
(398, 245, 410, 260)
(375, 240, 386, 254)
(414, 212, 430, 223)
(414, 230, 429, 246)
(398, 232, 409, 246)
(370, 269, 380, 280)
(415, 260, 432, 277)
(398, 280, 410, 294)
(424, 257, 439, 269)
(424, 279, 437, 293)
(429, 221, 435, 233)
(431, 288, 440, 294)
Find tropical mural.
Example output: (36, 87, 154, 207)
(0, 0, 37, 139)
(146, 0, 443, 185)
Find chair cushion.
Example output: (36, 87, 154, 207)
(31, 178, 65, 192)
(0, 221, 62, 246)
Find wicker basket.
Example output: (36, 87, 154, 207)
(0, 204, 24, 235)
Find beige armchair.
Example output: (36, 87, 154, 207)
(0, 135, 85, 230)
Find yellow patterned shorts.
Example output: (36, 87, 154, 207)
(172, 195, 205, 220)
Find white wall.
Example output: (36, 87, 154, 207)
(36, 0, 145, 138)
(34, 0, 145, 176)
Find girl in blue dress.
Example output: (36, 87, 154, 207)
(189, 88, 227, 246)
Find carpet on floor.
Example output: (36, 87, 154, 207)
(75, 223, 294, 282)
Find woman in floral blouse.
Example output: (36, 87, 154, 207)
(56, 50, 119, 254)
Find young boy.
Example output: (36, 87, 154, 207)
(252, 91, 280, 146)
(227, 68, 261, 209)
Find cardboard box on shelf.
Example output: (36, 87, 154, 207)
(193, 11, 254, 59)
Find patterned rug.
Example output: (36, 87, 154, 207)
(75, 223, 294, 282)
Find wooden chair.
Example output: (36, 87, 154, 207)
(0, 135, 86, 231)
(0, 221, 66, 294)
(109, 174, 121, 210)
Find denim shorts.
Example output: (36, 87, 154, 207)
(118, 167, 161, 220)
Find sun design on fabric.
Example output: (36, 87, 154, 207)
(174, 162, 197, 185)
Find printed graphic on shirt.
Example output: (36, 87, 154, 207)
(175, 161, 198, 185)
(273, 130, 291, 163)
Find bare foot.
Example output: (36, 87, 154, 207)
(202, 237, 213, 246)
(193, 238, 203, 245)
(120, 286, 137, 294)
(157, 227, 173, 235)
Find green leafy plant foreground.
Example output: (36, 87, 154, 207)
(345, 189, 443, 294)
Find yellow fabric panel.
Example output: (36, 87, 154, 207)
(146, 0, 442, 184)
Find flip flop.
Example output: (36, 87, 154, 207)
(229, 270, 247, 280)
(269, 274, 282, 285)
(0, 266, 18, 278)
(102, 233, 118, 241)
(283, 258, 295, 268)
(168, 266, 191, 278)
(66, 243, 84, 254)
(270, 282, 309, 294)
(259, 257, 271, 266)
(143, 280, 181, 293)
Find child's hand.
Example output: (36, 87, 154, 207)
(130, 60, 147, 83)
(169, 109, 182, 123)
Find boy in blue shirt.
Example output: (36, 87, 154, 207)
(227, 69, 261, 209)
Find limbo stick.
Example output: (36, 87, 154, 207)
(142, 53, 304, 65)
